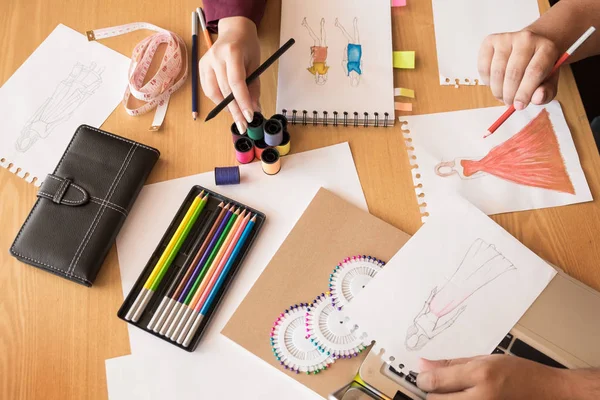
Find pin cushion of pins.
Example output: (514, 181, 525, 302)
(305, 292, 368, 360)
(329, 255, 385, 310)
(270, 303, 334, 374)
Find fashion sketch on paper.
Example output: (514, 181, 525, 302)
(433, 109, 575, 194)
(15, 62, 104, 152)
(302, 17, 330, 85)
(335, 17, 363, 87)
(405, 238, 515, 351)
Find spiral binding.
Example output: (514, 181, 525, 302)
(281, 109, 391, 127)
(401, 119, 429, 223)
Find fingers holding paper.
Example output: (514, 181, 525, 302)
(417, 355, 571, 399)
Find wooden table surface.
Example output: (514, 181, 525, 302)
(1, 0, 599, 399)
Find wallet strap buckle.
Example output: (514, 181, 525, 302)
(37, 174, 89, 206)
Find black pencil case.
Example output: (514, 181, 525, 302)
(10, 125, 160, 286)
(118, 185, 265, 351)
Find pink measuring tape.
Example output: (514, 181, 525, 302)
(86, 22, 188, 131)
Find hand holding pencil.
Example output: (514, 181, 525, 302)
(198, 15, 262, 133)
(482, 26, 596, 137)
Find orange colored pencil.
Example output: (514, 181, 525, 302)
(196, 8, 213, 49)
(194, 212, 250, 312)
(187, 209, 245, 309)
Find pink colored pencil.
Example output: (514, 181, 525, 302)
(193, 212, 250, 312)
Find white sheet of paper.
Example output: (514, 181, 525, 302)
(345, 196, 557, 373)
(0, 24, 130, 185)
(276, 0, 394, 124)
(401, 101, 592, 222)
(107, 143, 366, 399)
(432, 0, 539, 85)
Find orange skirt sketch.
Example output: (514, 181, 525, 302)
(436, 109, 576, 194)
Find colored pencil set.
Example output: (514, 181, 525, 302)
(119, 187, 264, 350)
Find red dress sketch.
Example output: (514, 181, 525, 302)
(434, 109, 576, 194)
(405, 238, 515, 351)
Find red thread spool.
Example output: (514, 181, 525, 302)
(254, 139, 269, 160)
(235, 137, 255, 164)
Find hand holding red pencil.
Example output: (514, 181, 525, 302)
(482, 26, 596, 138)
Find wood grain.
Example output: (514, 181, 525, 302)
(1, 0, 599, 399)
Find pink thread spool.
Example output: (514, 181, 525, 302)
(235, 137, 255, 164)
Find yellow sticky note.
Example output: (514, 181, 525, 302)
(393, 51, 415, 69)
(394, 87, 415, 98)
(395, 102, 413, 112)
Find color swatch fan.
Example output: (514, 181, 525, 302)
(276, 0, 395, 127)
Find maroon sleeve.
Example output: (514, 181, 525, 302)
(203, 0, 267, 33)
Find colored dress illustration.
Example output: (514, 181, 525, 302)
(302, 17, 329, 85)
(405, 239, 515, 351)
(434, 109, 576, 194)
(15, 62, 103, 152)
(335, 17, 363, 87)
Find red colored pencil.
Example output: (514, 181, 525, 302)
(485, 26, 596, 138)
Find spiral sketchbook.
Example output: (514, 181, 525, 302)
(276, 0, 395, 127)
(401, 101, 592, 222)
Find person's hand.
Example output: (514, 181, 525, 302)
(417, 355, 574, 399)
(478, 30, 561, 110)
(199, 16, 261, 133)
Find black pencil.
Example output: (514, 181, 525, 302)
(204, 38, 296, 122)
(191, 12, 199, 120)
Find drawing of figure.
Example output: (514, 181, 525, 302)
(335, 17, 362, 87)
(15, 62, 104, 152)
(434, 109, 575, 194)
(302, 17, 329, 85)
(405, 239, 515, 351)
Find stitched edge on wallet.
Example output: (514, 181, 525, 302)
(10, 125, 156, 284)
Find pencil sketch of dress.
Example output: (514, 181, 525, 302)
(15, 62, 104, 152)
(405, 238, 515, 351)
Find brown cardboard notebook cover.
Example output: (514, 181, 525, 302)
(222, 188, 410, 398)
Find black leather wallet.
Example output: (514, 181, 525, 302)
(10, 125, 160, 286)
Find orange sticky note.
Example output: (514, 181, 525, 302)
(395, 102, 413, 112)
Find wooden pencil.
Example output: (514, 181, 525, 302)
(177, 211, 250, 343)
(170, 208, 239, 341)
(124, 191, 204, 321)
(159, 203, 230, 336)
(182, 215, 256, 347)
(148, 203, 222, 331)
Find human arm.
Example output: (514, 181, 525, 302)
(417, 355, 600, 399)
(199, 0, 266, 132)
(477, 0, 600, 110)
